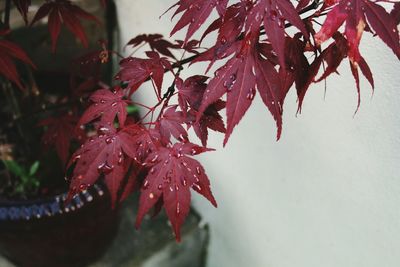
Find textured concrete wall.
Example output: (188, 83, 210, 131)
(115, 1, 400, 266)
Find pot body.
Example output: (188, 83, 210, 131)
(0, 185, 119, 267)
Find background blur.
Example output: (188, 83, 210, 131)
(115, 1, 400, 267)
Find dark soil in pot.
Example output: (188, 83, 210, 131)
(0, 184, 119, 267)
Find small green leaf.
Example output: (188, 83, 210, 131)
(126, 105, 139, 114)
(2, 160, 25, 177)
(29, 161, 40, 176)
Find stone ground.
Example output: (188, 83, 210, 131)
(0, 195, 209, 267)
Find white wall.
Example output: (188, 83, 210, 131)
(115, 1, 400, 266)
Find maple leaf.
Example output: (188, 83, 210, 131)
(284, 36, 322, 112)
(176, 75, 208, 113)
(315, 0, 400, 62)
(127, 34, 177, 59)
(78, 87, 128, 127)
(12, 0, 31, 25)
(136, 142, 216, 241)
(120, 124, 162, 163)
(174, 39, 201, 54)
(313, 0, 394, 110)
(0, 34, 35, 89)
(39, 113, 85, 165)
(67, 124, 137, 205)
(157, 105, 189, 143)
(189, 100, 226, 147)
(119, 165, 140, 203)
(70, 41, 110, 97)
(30, 0, 100, 51)
(116, 52, 169, 96)
(169, 0, 229, 43)
(314, 33, 348, 83)
(192, 2, 246, 71)
(197, 32, 290, 143)
(246, 0, 308, 69)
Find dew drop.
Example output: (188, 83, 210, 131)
(193, 184, 202, 191)
(276, 17, 282, 28)
(178, 134, 186, 141)
(100, 99, 106, 104)
(150, 154, 159, 163)
(246, 88, 256, 100)
(111, 102, 117, 107)
(220, 36, 227, 45)
(97, 162, 114, 174)
(97, 127, 109, 135)
(149, 192, 154, 199)
(169, 186, 174, 192)
(176, 202, 180, 214)
(270, 10, 278, 21)
(175, 185, 179, 191)
(181, 176, 188, 186)
(105, 137, 113, 144)
(150, 167, 156, 174)
(79, 184, 87, 191)
(73, 154, 81, 162)
(77, 174, 83, 180)
(196, 166, 201, 175)
(142, 180, 150, 189)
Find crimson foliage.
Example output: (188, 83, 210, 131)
(1, 0, 399, 240)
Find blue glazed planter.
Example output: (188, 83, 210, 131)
(0, 184, 119, 267)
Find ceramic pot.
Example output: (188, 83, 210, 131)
(0, 184, 119, 267)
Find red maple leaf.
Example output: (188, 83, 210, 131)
(0, 33, 35, 89)
(176, 75, 208, 113)
(135, 142, 216, 241)
(116, 52, 170, 96)
(39, 113, 85, 165)
(313, 0, 395, 110)
(12, 0, 31, 25)
(246, 0, 308, 69)
(30, 0, 100, 51)
(67, 124, 137, 205)
(192, 2, 246, 71)
(157, 106, 189, 144)
(315, 0, 400, 62)
(284, 36, 322, 112)
(127, 34, 177, 59)
(169, 0, 229, 43)
(176, 76, 225, 146)
(174, 39, 201, 54)
(120, 124, 161, 164)
(70, 41, 110, 97)
(189, 100, 226, 147)
(197, 33, 285, 144)
(78, 87, 128, 127)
